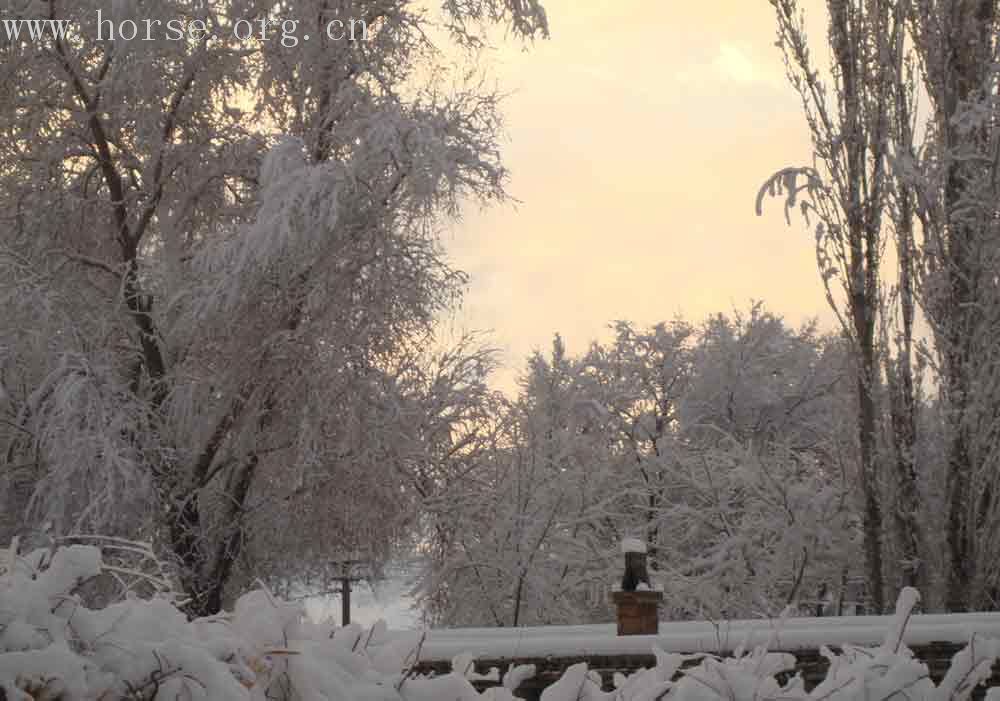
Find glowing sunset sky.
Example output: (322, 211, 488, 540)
(445, 1, 834, 391)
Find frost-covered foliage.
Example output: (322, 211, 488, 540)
(0, 0, 546, 615)
(759, 0, 910, 615)
(0, 540, 536, 700)
(422, 305, 861, 626)
(417, 333, 629, 627)
(761, 0, 1000, 612)
(903, 7, 1000, 612)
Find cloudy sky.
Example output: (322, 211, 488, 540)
(445, 1, 834, 392)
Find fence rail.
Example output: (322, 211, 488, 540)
(369, 612, 1000, 701)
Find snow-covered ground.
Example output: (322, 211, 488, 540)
(303, 572, 422, 629)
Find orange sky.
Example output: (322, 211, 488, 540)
(444, 1, 833, 391)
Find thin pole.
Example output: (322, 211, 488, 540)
(341, 576, 351, 626)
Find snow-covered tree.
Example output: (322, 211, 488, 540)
(662, 309, 856, 619)
(906, 0, 1000, 611)
(419, 337, 617, 626)
(763, 0, 1000, 612)
(0, 0, 548, 616)
(760, 0, 925, 611)
(578, 320, 696, 566)
(680, 305, 845, 454)
(423, 307, 862, 624)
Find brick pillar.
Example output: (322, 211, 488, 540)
(612, 590, 663, 635)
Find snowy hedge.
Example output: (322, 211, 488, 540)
(1, 542, 998, 701)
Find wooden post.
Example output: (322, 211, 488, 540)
(334, 558, 366, 626)
(612, 538, 662, 635)
(341, 576, 352, 626)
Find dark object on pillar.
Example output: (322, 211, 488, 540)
(622, 551, 650, 592)
(815, 582, 828, 617)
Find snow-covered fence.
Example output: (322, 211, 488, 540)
(374, 606, 1000, 699)
(405, 639, 1000, 701)
(374, 611, 1000, 661)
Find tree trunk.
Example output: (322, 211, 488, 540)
(887, 15, 926, 601)
(197, 454, 259, 617)
(827, 0, 889, 614)
(167, 492, 205, 611)
(858, 371, 885, 613)
(888, 354, 924, 594)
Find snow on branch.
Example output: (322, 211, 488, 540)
(755, 166, 823, 225)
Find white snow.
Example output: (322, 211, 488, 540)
(4, 544, 1000, 701)
(621, 538, 647, 554)
(367, 611, 1000, 663)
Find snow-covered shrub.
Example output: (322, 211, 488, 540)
(0, 540, 532, 700)
(0, 539, 254, 699)
(0, 544, 996, 701)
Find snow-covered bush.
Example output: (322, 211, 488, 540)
(0, 543, 995, 701)
(0, 540, 530, 700)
